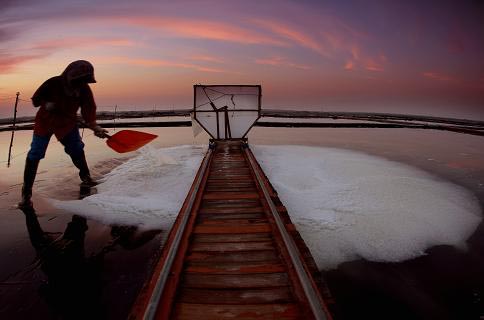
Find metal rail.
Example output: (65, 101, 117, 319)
(142, 148, 213, 320)
(244, 147, 330, 320)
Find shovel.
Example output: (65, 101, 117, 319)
(105, 130, 158, 153)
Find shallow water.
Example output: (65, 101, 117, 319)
(0, 126, 483, 319)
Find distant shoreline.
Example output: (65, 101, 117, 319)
(1, 109, 483, 136)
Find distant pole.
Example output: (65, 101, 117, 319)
(114, 105, 117, 132)
(7, 92, 20, 167)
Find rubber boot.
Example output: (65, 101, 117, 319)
(71, 152, 97, 187)
(18, 158, 40, 209)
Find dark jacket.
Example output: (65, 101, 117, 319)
(31, 63, 97, 139)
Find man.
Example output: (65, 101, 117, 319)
(19, 60, 108, 208)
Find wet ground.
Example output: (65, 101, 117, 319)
(1, 126, 483, 319)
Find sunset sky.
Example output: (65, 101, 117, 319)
(1, 0, 483, 118)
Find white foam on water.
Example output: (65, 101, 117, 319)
(51, 144, 482, 270)
(251, 145, 481, 269)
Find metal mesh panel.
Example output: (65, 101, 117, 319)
(193, 85, 261, 139)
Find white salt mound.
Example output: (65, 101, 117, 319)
(252, 145, 481, 269)
(52, 144, 482, 270)
(51, 145, 206, 230)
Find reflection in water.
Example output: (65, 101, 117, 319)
(21, 206, 105, 320)
(19, 199, 160, 319)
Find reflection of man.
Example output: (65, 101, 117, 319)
(19, 205, 161, 319)
(21, 207, 105, 319)
(19, 60, 108, 209)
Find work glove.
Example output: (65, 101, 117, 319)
(91, 125, 109, 138)
(45, 102, 56, 112)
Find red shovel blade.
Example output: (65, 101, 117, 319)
(106, 130, 158, 153)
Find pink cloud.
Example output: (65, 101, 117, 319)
(103, 56, 225, 73)
(253, 19, 330, 56)
(253, 18, 387, 74)
(32, 37, 136, 50)
(188, 55, 225, 64)
(350, 46, 360, 60)
(344, 54, 385, 72)
(422, 72, 454, 81)
(119, 17, 287, 46)
(0, 53, 48, 74)
(364, 58, 385, 72)
(0, 36, 137, 74)
(255, 56, 310, 69)
(344, 60, 354, 71)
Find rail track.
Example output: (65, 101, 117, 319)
(129, 140, 334, 320)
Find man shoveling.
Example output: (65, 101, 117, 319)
(19, 60, 108, 209)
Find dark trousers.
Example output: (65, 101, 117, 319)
(27, 127, 85, 161)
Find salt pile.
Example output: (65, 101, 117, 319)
(52, 144, 481, 270)
(51, 145, 206, 230)
(252, 145, 481, 269)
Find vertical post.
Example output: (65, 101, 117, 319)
(215, 110, 220, 139)
(223, 106, 231, 139)
(114, 104, 117, 132)
(224, 109, 227, 139)
(224, 107, 232, 139)
(7, 92, 20, 167)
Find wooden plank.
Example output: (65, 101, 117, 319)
(181, 273, 290, 288)
(211, 162, 248, 165)
(203, 192, 259, 200)
(186, 251, 279, 263)
(212, 168, 251, 173)
(199, 207, 264, 214)
(197, 218, 268, 225)
(210, 166, 248, 170)
(172, 303, 301, 319)
(208, 173, 252, 177)
(203, 199, 260, 205)
(206, 182, 255, 187)
(205, 185, 256, 190)
(178, 287, 293, 304)
(201, 202, 261, 209)
(211, 158, 245, 161)
(205, 189, 256, 193)
(206, 181, 254, 185)
(190, 241, 275, 252)
(197, 213, 265, 220)
(207, 179, 256, 188)
(185, 261, 286, 274)
(209, 171, 251, 175)
(205, 186, 255, 191)
(193, 224, 272, 234)
(208, 176, 253, 181)
(205, 188, 257, 193)
(192, 233, 271, 243)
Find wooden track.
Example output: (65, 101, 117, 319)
(129, 140, 334, 320)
